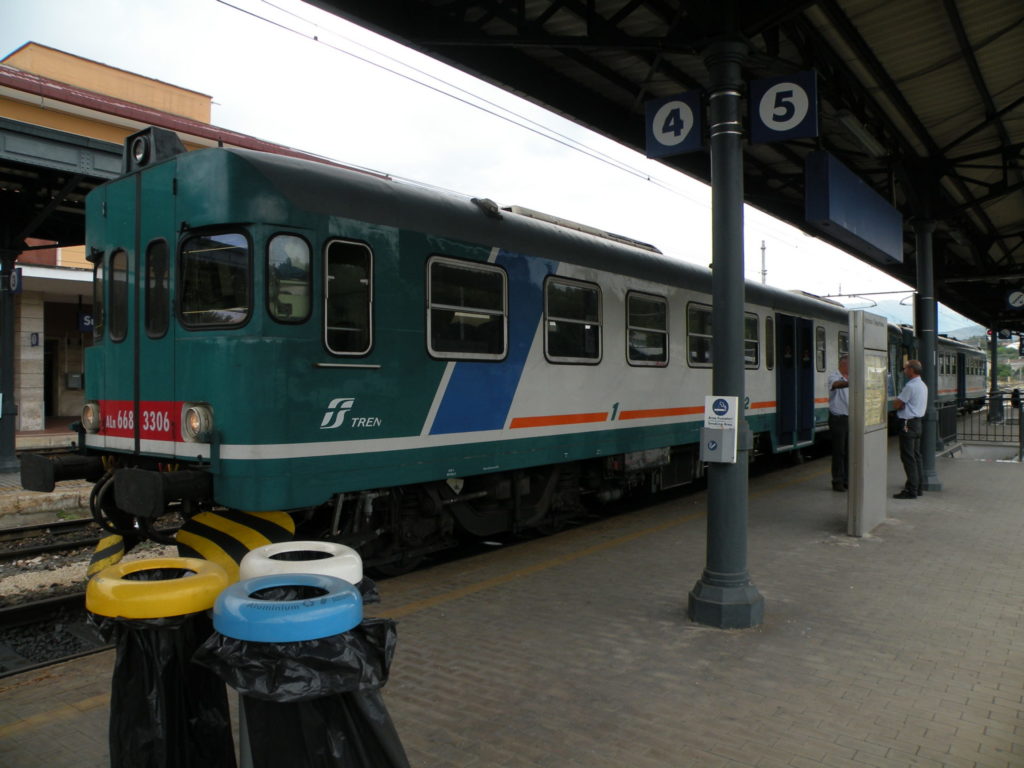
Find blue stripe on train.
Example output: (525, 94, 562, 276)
(430, 251, 557, 434)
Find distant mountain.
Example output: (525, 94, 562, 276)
(944, 324, 987, 342)
(836, 298, 985, 339)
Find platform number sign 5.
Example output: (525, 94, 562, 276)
(644, 91, 703, 158)
(749, 70, 819, 144)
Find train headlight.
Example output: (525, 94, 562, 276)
(130, 136, 149, 165)
(81, 401, 101, 433)
(182, 403, 214, 443)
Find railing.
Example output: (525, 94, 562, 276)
(956, 391, 1023, 461)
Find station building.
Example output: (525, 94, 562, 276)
(0, 42, 330, 449)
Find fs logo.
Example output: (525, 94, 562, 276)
(320, 398, 355, 430)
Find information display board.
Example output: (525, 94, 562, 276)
(848, 311, 889, 537)
(863, 352, 888, 429)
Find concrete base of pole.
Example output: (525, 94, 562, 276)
(688, 578, 764, 629)
(922, 470, 942, 492)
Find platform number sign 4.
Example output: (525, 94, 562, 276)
(644, 92, 703, 158)
(749, 71, 819, 144)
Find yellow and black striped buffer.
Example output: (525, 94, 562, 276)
(87, 534, 128, 579)
(176, 509, 296, 583)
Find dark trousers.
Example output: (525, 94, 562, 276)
(898, 418, 923, 494)
(828, 413, 848, 485)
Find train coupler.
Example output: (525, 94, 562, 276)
(114, 468, 213, 519)
(20, 452, 105, 492)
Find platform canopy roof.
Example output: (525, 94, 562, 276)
(311, 0, 1024, 332)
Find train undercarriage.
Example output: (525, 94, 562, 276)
(21, 445, 705, 574)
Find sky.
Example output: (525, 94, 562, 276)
(1, 0, 979, 331)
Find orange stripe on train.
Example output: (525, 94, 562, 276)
(510, 412, 608, 428)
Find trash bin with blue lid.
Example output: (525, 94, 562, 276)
(196, 568, 409, 768)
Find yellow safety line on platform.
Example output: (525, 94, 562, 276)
(379, 465, 828, 619)
(380, 510, 704, 619)
(0, 690, 109, 739)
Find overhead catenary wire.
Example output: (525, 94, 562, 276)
(215, 0, 712, 210)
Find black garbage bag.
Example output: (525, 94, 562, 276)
(194, 617, 409, 768)
(90, 610, 236, 768)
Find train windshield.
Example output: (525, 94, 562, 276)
(179, 232, 250, 328)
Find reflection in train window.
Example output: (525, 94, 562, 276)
(180, 232, 250, 328)
(428, 256, 506, 360)
(687, 303, 712, 367)
(627, 292, 667, 366)
(268, 234, 311, 324)
(545, 277, 601, 364)
(325, 240, 372, 354)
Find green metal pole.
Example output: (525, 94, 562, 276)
(688, 38, 764, 629)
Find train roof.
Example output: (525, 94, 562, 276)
(171, 146, 850, 321)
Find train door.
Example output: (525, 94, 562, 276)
(955, 352, 967, 407)
(101, 165, 179, 456)
(134, 165, 178, 456)
(775, 313, 815, 450)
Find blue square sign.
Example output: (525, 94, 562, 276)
(645, 92, 704, 158)
(749, 70, 819, 144)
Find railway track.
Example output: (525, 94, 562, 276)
(0, 518, 102, 560)
(0, 591, 111, 679)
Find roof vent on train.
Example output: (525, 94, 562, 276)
(122, 126, 187, 175)
(502, 205, 662, 254)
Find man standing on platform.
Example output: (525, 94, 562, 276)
(827, 355, 850, 491)
(893, 359, 928, 499)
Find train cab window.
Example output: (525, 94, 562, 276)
(627, 292, 667, 366)
(428, 256, 507, 360)
(92, 257, 105, 342)
(744, 313, 759, 368)
(765, 316, 775, 370)
(545, 277, 601, 363)
(687, 304, 712, 366)
(269, 234, 311, 324)
(179, 232, 250, 328)
(145, 241, 169, 338)
(325, 240, 372, 354)
(815, 326, 826, 371)
(109, 249, 129, 342)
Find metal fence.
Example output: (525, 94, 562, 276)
(955, 391, 1023, 460)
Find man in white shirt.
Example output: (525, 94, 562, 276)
(827, 355, 849, 491)
(893, 359, 928, 499)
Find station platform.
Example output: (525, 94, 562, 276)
(1, 441, 1022, 767)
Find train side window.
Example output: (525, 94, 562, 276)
(93, 256, 105, 343)
(627, 292, 667, 366)
(428, 256, 506, 360)
(545, 277, 601, 364)
(838, 330, 849, 358)
(765, 316, 774, 370)
(145, 240, 169, 338)
(744, 313, 759, 368)
(325, 240, 372, 355)
(109, 249, 129, 343)
(687, 303, 712, 366)
(269, 234, 311, 324)
(815, 325, 826, 371)
(179, 232, 250, 328)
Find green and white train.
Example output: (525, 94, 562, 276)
(21, 128, 983, 570)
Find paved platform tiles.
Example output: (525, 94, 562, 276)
(1, 446, 1021, 767)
